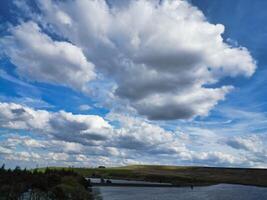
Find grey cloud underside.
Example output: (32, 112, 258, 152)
(137, 103, 196, 120)
(225, 135, 266, 153)
(0, 102, 111, 144)
(1, 0, 256, 120)
(0, 102, 176, 154)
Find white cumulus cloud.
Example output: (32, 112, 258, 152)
(33, 0, 256, 120)
(1, 21, 96, 92)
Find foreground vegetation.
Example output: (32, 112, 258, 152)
(41, 165, 267, 187)
(0, 165, 92, 200)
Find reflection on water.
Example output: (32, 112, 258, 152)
(92, 184, 267, 200)
(92, 187, 103, 200)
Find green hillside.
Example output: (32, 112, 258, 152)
(38, 165, 267, 187)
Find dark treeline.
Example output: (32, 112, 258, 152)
(0, 164, 93, 200)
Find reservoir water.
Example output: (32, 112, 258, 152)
(91, 180, 267, 200)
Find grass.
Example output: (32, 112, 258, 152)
(37, 165, 267, 187)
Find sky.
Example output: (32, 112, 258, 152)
(0, 0, 267, 168)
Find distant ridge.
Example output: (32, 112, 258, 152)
(37, 165, 267, 187)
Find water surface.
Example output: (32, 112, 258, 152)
(90, 178, 171, 185)
(92, 183, 267, 200)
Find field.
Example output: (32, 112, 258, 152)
(38, 165, 267, 187)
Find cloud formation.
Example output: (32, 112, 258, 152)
(1, 102, 265, 168)
(0, 0, 262, 169)
(225, 135, 264, 153)
(0, 102, 111, 144)
(0, 102, 182, 156)
(0, 0, 256, 120)
(32, 0, 256, 120)
(2, 21, 95, 92)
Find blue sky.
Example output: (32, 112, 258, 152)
(192, 0, 267, 109)
(0, 0, 267, 168)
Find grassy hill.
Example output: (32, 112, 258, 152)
(38, 165, 267, 187)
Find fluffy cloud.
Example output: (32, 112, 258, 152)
(0, 102, 111, 144)
(1, 103, 265, 167)
(1, 0, 256, 120)
(0, 102, 181, 155)
(33, 0, 256, 120)
(1, 21, 95, 91)
(0, 102, 183, 156)
(0, 132, 254, 167)
(108, 114, 184, 155)
(0, 102, 50, 130)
